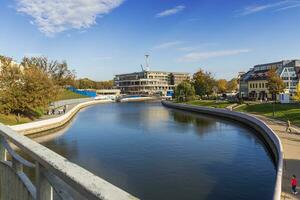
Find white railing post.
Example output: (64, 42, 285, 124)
(35, 162, 53, 200)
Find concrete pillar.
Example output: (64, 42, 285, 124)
(35, 162, 53, 200)
(0, 135, 6, 161)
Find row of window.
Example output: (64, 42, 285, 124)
(249, 82, 267, 89)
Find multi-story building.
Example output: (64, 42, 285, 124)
(239, 60, 300, 100)
(114, 71, 190, 95)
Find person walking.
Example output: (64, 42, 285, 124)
(291, 175, 298, 195)
(286, 119, 292, 133)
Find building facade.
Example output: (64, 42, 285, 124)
(239, 60, 300, 100)
(114, 71, 190, 95)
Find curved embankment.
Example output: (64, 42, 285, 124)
(10, 99, 113, 136)
(161, 101, 283, 200)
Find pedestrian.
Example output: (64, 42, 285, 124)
(291, 175, 298, 195)
(286, 119, 292, 133)
(63, 105, 67, 114)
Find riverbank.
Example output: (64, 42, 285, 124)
(253, 115, 300, 200)
(173, 100, 300, 200)
(162, 101, 283, 200)
(9, 99, 113, 136)
(236, 103, 300, 127)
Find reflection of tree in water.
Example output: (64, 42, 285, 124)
(172, 111, 194, 124)
(171, 110, 217, 136)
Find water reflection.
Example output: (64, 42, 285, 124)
(39, 101, 276, 200)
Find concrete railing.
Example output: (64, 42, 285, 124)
(161, 101, 283, 200)
(0, 124, 139, 200)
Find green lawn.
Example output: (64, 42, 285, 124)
(0, 113, 32, 125)
(186, 100, 233, 108)
(56, 89, 89, 100)
(235, 103, 300, 126)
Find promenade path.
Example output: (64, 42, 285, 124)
(36, 98, 93, 121)
(254, 115, 300, 200)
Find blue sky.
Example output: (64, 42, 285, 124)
(1, 0, 300, 80)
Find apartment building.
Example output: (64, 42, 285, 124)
(114, 71, 190, 95)
(239, 60, 300, 100)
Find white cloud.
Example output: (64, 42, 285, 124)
(177, 43, 218, 52)
(152, 41, 183, 50)
(239, 0, 300, 16)
(178, 49, 251, 62)
(156, 5, 185, 18)
(16, 0, 124, 36)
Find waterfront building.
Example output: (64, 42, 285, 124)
(239, 60, 300, 100)
(114, 71, 190, 95)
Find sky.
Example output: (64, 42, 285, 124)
(0, 0, 300, 81)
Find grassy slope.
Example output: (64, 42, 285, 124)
(0, 89, 88, 125)
(186, 100, 232, 108)
(0, 113, 32, 125)
(56, 89, 89, 100)
(236, 103, 300, 126)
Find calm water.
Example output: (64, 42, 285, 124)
(41, 101, 276, 200)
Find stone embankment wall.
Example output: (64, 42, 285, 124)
(161, 101, 283, 200)
(10, 100, 112, 136)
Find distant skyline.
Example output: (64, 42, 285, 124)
(1, 0, 300, 80)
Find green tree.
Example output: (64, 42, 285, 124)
(175, 81, 195, 102)
(267, 68, 285, 100)
(192, 69, 215, 97)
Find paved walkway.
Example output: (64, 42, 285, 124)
(36, 98, 93, 121)
(254, 115, 300, 200)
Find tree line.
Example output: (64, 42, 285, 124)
(0, 55, 76, 119)
(0, 55, 115, 120)
(175, 69, 238, 102)
(176, 68, 300, 102)
(75, 78, 114, 90)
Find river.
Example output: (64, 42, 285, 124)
(40, 101, 276, 200)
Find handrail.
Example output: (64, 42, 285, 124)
(2, 138, 35, 168)
(0, 124, 139, 200)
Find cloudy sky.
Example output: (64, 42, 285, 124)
(1, 0, 300, 80)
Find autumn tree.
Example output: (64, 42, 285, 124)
(192, 69, 215, 97)
(216, 79, 227, 94)
(0, 57, 24, 115)
(267, 68, 285, 101)
(227, 78, 238, 92)
(175, 81, 195, 102)
(294, 83, 300, 102)
(21, 57, 76, 87)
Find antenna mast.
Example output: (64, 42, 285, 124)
(145, 54, 150, 71)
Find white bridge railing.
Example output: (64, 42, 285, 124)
(0, 124, 138, 200)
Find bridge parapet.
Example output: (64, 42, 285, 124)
(0, 124, 138, 200)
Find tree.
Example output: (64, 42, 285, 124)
(21, 57, 76, 87)
(227, 78, 238, 92)
(175, 81, 195, 102)
(192, 69, 215, 97)
(267, 68, 285, 100)
(294, 83, 300, 102)
(216, 79, 227, 94)
(0, 55, 58, 119)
